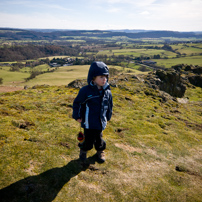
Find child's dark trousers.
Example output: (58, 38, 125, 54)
(78, 129, 106, 152)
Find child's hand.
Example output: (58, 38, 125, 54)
(77, 118, 82, 123)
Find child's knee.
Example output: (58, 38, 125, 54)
(79, 142, 93, 151)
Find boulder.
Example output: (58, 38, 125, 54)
(192, 66, 202, 74)
(188, 75, 202, 87)
(67, 79, 87, 89)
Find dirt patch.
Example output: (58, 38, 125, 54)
(0, 86, 24, 93)
(115, 143, 143, 153)
(24, 160, 37, 175)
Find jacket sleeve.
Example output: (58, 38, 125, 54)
(72, 87, 86, 121)
(106, 91, 113, 121)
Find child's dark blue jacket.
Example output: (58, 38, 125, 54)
(72, 62, 113, 130)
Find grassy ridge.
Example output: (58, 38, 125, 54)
(0, 75, 202, 201)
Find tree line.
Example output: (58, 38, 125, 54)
(0, 44, 81, 62)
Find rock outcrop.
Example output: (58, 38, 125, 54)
(145, 64, 202, 98)
(145, 69, 186, 98)
(173, 64, 202, 88)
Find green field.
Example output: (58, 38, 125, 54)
(171, 44, 202, 55)
(25, 65, 90, 86)
(154, 55, 202, 68)
(97, 48, 177, 58)
(0, 69, 29, 85)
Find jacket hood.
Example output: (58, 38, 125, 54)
(87, 61, 109, 85)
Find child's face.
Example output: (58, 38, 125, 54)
(93, 75, 107, 87)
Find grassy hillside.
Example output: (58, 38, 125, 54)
(0, 74, 202, 201)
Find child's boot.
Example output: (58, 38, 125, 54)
(79, 149, 87, 162)
(97, 150, 105, 163)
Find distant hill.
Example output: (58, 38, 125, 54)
(1, 28, 202, 41)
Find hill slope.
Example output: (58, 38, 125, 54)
(0, 74, 202, 201)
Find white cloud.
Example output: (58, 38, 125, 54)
(140, 11, 150, 15)
(6, 0, 33, 5)
(147, 0, 202, 20)
(128, 0, 157, 7)
(45, 4, 71, 11)
(0, 12, 73, 29)
(105, 0, 122, 3)
(100, 0, 156, 6)
(107, 8, 121, 13)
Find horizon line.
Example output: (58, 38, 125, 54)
(0, 27, 202, 33)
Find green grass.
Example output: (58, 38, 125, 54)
(154, 55, 202, 68)
(25, 65, 90, 86)
(172, 46, 202, 55)
(0, 69, 29, 85)
(0, 74, 201, 201)
(32, 64, 50, 72)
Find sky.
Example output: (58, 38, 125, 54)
(0, 0, 202, 32)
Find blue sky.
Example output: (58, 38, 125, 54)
(0, 0, 202, 31)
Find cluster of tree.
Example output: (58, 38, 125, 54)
(25, 59, 50, 67)
(9, 63, 24, 71)
(9, 59, 51, 72)
(0, 78, 3, 84)
(50, 57, 70, 66)
(25, 68, 57, 81)
(73, 58, 96, 65)
(153, 54, 161, 59)
(162, 44, 173, 51)
(0, 44, 81, 62)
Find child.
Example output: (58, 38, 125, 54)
(72, 61, 113, 163)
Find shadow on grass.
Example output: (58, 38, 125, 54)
(0, 155, 97, 202)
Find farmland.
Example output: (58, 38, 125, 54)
(0, 29, 202, 88)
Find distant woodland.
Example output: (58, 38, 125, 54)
(0, 45, 81, 62)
